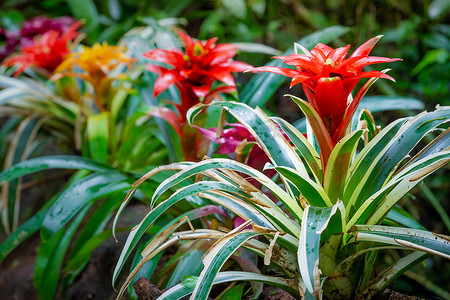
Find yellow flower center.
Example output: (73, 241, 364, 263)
(324, 58, 336, 67)
(193, 43, 204, 57)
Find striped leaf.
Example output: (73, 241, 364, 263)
(158, 271, 299, 300)
(323, 130, 363, 203)
(298, 203, 342, 297)
(350, 225, 450, 259)
(191, 228, 261, 299)
(272, 117, 322, 183)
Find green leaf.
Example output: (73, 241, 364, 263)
(191, 230, 261, 299)
(420, 184, 450, 232)
(385, 206, 426, 230)
(407, 128, 450, 165)
(159, 271, 299, 299)
(190, 102, 306, 173)
(347, 150, 450, 229)
(147, 159, 302, 222)
(0, 193, 56, 263)
(345, 107, 450, 213)
(355, 251, 428, 300)
(87, 112, 109, 163)
(41, 172, 130, 239)
(66, 230, 114, 273)
(429, 0, 450, 19)
(127, 205, 229, 297)
(298, 204, 340, 296)
(358, 96, 424, 112)
(272, 117, 322, 183)
(35, 202, 93, 300)
(65, 0, 99, 34)
(221, 0, 247, 19)
(167, 248, 205, 288)
(113, 173, 300, 288)
(344, 118, 406, 210)
(217, 283, 245, 300)
(0, 88, 31, 106)
(65, 195, 124, 284)
(0, 155, 113, 183)
(357, 108, 450, 208)
(231, 42, 281, 55)
(123, 24, 181, 162)
(351, 225, 450, 258)
(275, 166, 331, 207)
(323, 130, 363, 203)
(240, 26, 349, 107)
(2, 116, 42, 231)
(107, 0, 122, 20)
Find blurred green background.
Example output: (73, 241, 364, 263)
(1, 0, 449, 109)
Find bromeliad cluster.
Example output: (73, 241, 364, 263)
(2, 17, 81, 76)
(113, 36, 450, 300)
(0, 16, 76, 61)
(143, 31, 251, 160)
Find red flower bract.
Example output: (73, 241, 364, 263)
(3, 22, 81, 76)
(143, 31, 251, 121)
(249, 36, 401, 141)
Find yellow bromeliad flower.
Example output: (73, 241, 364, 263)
(54, 42, 134, 111)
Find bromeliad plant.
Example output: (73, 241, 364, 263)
(143, 30, 252, 161)
(113, 37, 450, 299)
(249, 35, 401, 166)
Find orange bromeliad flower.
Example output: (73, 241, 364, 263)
(249, 36, 400, 144)
(143, 30, 252, 122)
(54, 42, 134, 111)
(3, 22, 81, 76)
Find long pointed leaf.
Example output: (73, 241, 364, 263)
(41, 172, 130, 239)
(323, 130, 363, 203)
(158, 271, 299, 299)
(0, 155, 113, 183)
(298, 203, 341, 297)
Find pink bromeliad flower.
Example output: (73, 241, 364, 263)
(196, 123, 271, 172)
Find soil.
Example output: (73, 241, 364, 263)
(0, 204, 150, 300)
(257, 286, 296, 300)
(377, 289, 423, 300)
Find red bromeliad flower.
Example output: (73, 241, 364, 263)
(249, 36, 400, 148)
(0, 16, 76, 62)
(143, 31, 252, 122)
(143, 31, 251, 161)
(3, 22, 81, 76)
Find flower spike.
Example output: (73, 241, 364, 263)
(249, 36, 401, 164)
